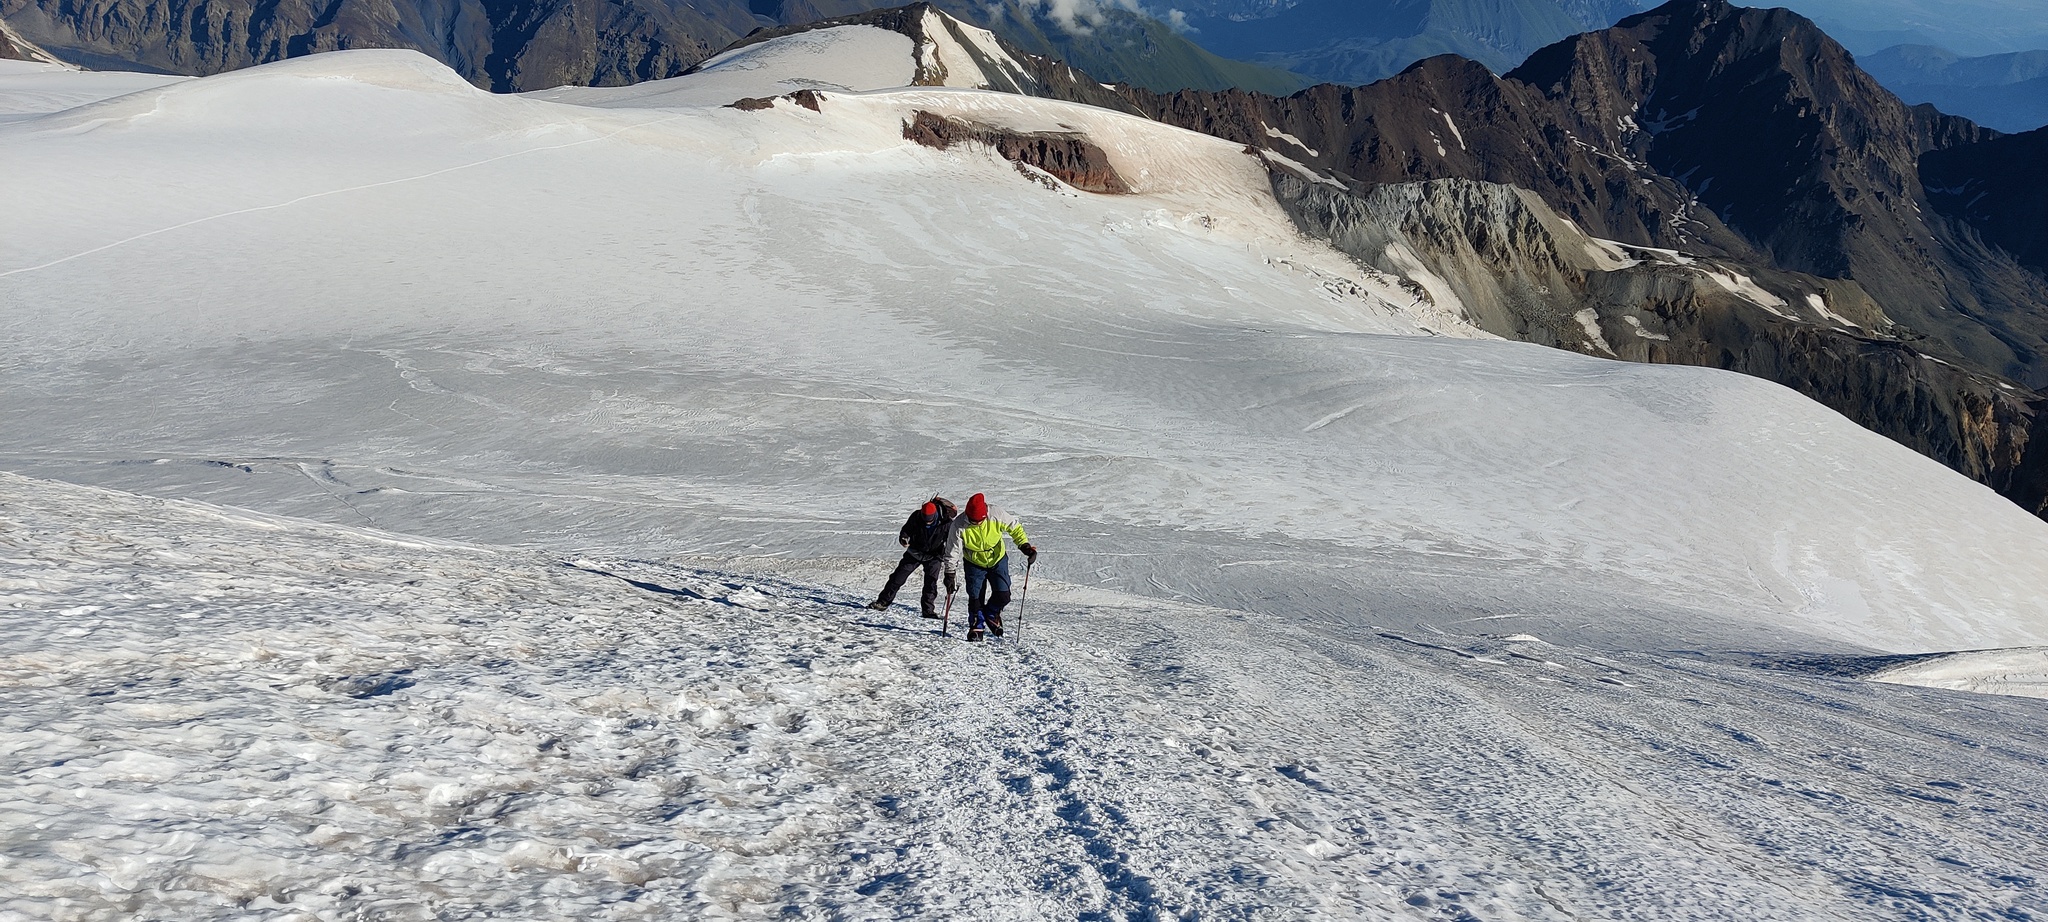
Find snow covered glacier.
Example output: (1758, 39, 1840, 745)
(3, 22, 2047, 920)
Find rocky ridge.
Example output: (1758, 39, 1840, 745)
(902, 109, 1132, 194)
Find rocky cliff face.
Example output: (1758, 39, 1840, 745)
(904, 109, 1132, 194)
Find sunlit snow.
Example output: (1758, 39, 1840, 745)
(4, 35, 2048, 921)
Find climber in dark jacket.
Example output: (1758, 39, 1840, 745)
(866, 496, 959, 618)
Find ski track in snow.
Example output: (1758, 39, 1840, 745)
(7, 472, 2048, 921)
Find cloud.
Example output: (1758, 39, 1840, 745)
(1012, 0, 1146, 35)
(996, 0, 1191, 37)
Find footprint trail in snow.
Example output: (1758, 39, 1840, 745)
(4, 472, 2047, 921)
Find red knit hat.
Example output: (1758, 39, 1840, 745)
(922, 501, 938, 517)
(966, 493, 988, 521)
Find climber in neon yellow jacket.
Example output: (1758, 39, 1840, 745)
(944, 492, 1038, 642)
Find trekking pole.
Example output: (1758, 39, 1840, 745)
(942, 591, 954, 637)
(1016, 560, 1033, 643)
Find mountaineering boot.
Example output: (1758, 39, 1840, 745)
(966, 628, 986, 642)
(921, 610, 941, 619)
(865, 599, 889, 611)
(986, 614, 1004, 637)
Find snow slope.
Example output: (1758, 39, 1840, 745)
(5, 50, 2047, 656)
(4, 45, 2048, 919)
(529, 25, 921, 109)
(7, 471, 2048, 920)
(528, 10, 1031, 110)
(0, 59, 184, 123)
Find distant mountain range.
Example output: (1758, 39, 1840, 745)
(1761, 0, 2048, 56)
(1859, 45, 2048, 133)
(1176, 0, 2048, 94)
(0, 0, 1301, 93)
(1182, 0, 1640, 85)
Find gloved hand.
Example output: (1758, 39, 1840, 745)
(899, 536, 910, 547)
(1021, 543, 1039, 564)
(945, 571, 959, 594)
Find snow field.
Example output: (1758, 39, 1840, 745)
(4, 45, 2048, 919)
(7, 52, 2048, 655)
(0, 60, 185, 123)
(6, 471, 2048, 920)
(531, 26, 920, 109)
(0, 472, 926, 920)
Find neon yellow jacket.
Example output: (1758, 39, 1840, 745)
(945, 504, 1030, 571)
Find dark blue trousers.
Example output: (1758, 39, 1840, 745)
(963, 555, 1013, 631)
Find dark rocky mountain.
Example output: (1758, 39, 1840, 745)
(1122, 0, 2048, 381)
(1108, 0, 2048, 517)
(1184, 0, 1641, 85)
(1922, 126, 2048, 279)
(0, 0, 1299, 92)
(1502, 1, 2048, 383)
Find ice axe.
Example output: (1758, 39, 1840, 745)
(941, 590, 954, 637)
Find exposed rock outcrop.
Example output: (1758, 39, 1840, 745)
(903, 110, 1131, 194)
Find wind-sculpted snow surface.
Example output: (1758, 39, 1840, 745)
(6, 472, 2048, 920)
